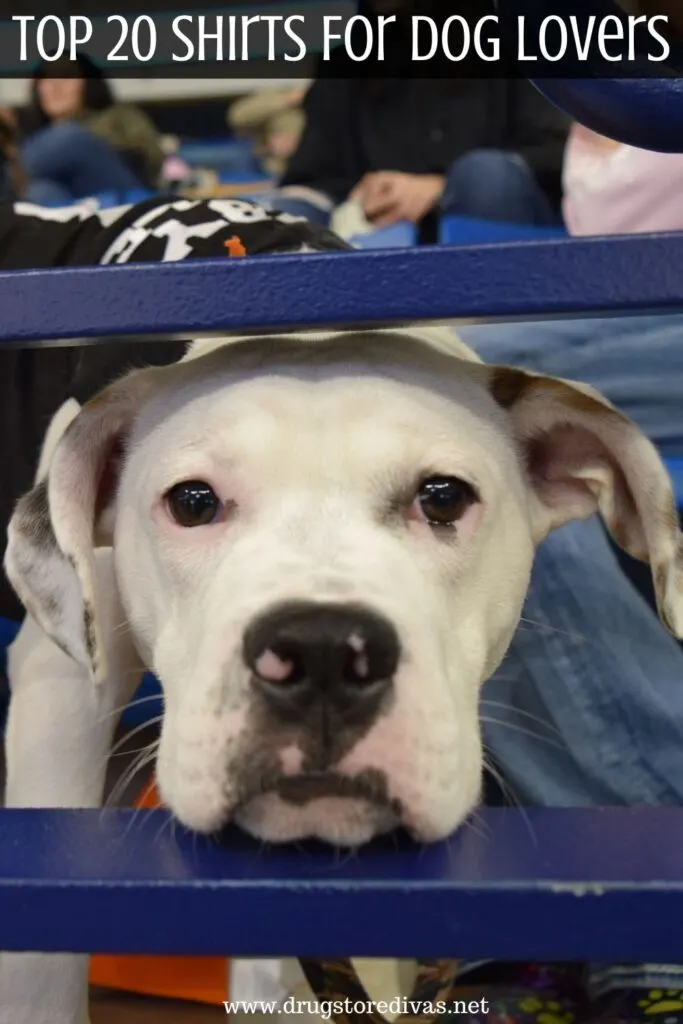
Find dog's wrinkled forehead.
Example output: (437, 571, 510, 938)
(128, 329, 512, 481)
(137, 329, 498, 430)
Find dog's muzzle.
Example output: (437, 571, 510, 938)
(243, 600, 400, 730)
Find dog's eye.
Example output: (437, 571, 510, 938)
(166, 481, 221, 527)
(415, 476, 477, 527)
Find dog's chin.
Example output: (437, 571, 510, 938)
(230, 769, 403, 845)
(234, 791, 399, 846)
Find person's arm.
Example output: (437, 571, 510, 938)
(87, 104, 165, 186)
(506, 80, 571, 207)
(279, 78, 363, 203)
(228, 88, 306, 133)
(0, 108, 25, 199)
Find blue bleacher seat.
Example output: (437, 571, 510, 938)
(218, 170, 271, 187)
(349, 221, 417, 249)
(178, 138, 262, 176)
(440, 215, 568, 246)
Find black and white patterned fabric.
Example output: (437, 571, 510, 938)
(0, 195, 350, 270)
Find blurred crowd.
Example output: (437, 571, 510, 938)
(3, 50, 683, 247)
(1, 0, 682, 243)
(1, 16, 683, 252)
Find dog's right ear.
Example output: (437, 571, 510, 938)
(4, 367, 160, 683)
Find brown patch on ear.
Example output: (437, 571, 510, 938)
(490, 366, 619, 419)
(488, 366, 532, 409)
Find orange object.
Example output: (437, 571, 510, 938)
(89, 776, 230, 1006)
(224, 235, 247, 257)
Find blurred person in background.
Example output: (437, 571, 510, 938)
(275, 0, 569, 235)
(16, 53, 164, 204)
(228, 85, 308, 178)
(0, 108, 23, 202)
(564, 121, 683, 235)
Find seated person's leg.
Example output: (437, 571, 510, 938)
(483, 514, 683, 808)
(20, 121, 142, 200)
(440, 149, 558, 226)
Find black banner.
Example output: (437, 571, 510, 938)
(0, 0, 681, 78)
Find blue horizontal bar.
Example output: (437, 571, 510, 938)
(533, 78, 683, 155)
(3, 234, 683, 347)
(2, 808, 683, 960)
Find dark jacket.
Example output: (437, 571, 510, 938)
(282, 76, 570, 212)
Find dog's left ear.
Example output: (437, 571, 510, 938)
(5, 367, 160, 683)
(489, 365, 683, 638)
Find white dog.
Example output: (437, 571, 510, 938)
(1, 322, 682, 1023)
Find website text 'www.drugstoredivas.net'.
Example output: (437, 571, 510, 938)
(224, 996, 490, 1018)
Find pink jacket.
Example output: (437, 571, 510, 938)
(562, 123, 683, 236)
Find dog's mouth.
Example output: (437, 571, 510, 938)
(236, 768, 400, 813)
(272, 769, 398, 809)
(231, 769, 403, 845)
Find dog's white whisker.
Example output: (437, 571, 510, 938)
(479, 716, 566, 751)
(482, 754, 537, 846)
(108, 717, 164, 760)
(482, 753, 521, 808)
(123, 798, 162, 840)
(105, 747, 158, 810)
(517, 615, 592, 645)
(111, 619, 134, 638)
(463, 810, 491, 843)
(109, 737, 162, 762)
(479, 699, 563, 738)
(96, 692, 164, 725)
(105, 758, 155, 811)
(153, 812, 176, 847)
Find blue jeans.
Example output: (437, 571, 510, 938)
(459, 314, 683, 993)
(21, 121, 141, 204)
(269, 149, 558, 227)
(440, 149, 558, 226)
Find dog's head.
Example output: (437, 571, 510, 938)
(6, 328, 683, 844)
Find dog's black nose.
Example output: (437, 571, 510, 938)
(243, 602, 400, 718)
